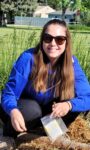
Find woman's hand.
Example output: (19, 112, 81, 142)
(51, 101, 72, 118)
(10, 108, 27, 132)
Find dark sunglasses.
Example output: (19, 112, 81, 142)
(43, 33, 66, 45)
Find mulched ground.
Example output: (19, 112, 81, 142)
(0, 115, 90, 150)
(0, 136, 15, 150)
(15, 115, 90, 150)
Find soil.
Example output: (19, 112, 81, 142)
(0, 136, 15, 150)
(15, 115, 90, 150)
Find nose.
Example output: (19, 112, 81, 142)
(51, 38, 56, 45)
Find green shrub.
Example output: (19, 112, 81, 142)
(69, 24, 90, 31)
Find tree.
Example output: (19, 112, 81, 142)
(0, 0, 17, 24)
(81, 0, 90, 10)
(14, 0, 38, 16)
(48, 0, 83, 20)
(81, 0, 90, 25)
(61, 0, 75, 20)
(47, 0, 61, 10)
(1, 0, 38, 16)
(0, 0, 38, 25)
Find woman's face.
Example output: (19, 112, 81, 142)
(43, 24, 66, 65)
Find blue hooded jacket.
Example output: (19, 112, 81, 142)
(1, 48, 90, 115)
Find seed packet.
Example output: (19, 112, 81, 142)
(41, 114, 68, 141)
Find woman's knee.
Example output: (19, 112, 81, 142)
(18, 99, 42, 121)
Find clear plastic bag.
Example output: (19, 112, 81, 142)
(41, 114, 68, 141)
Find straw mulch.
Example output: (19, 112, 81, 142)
(15, 114, 90, 150)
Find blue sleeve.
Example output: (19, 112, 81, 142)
(70, 56, 90, 112)
(1, 50, 34, 115)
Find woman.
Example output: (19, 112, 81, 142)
(1, 19, 90, 138)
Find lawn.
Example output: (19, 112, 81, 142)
(0, 26, 90, 91)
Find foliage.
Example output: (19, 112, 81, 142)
(48, 0, 90, 23)
(47, 0, 81, 20)
(0, 0, 90, 25)
(47, 0, 62, 10)
(81, 11, 90, 26)
(81, 0, 90, 10)
(1, 0, 15, 12)
(69, 24, 90, 31)
(47, 0, 89, 12)
(0, 0, 38, 16)
(80, 0, 90, 26)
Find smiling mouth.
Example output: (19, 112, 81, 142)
(48, 49, 59, 53)
(48, 47, 58, 51)
(48, 51, 56, 53)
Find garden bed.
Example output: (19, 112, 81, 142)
(0, 115, 90, 150)
(15, 115, 90, 150)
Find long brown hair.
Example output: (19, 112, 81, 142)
(30, 19, 74, 100)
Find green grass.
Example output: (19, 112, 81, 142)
(69, 24, 90, 31)
(0, 26, 90, 91)
(71, 32, 90, 79)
